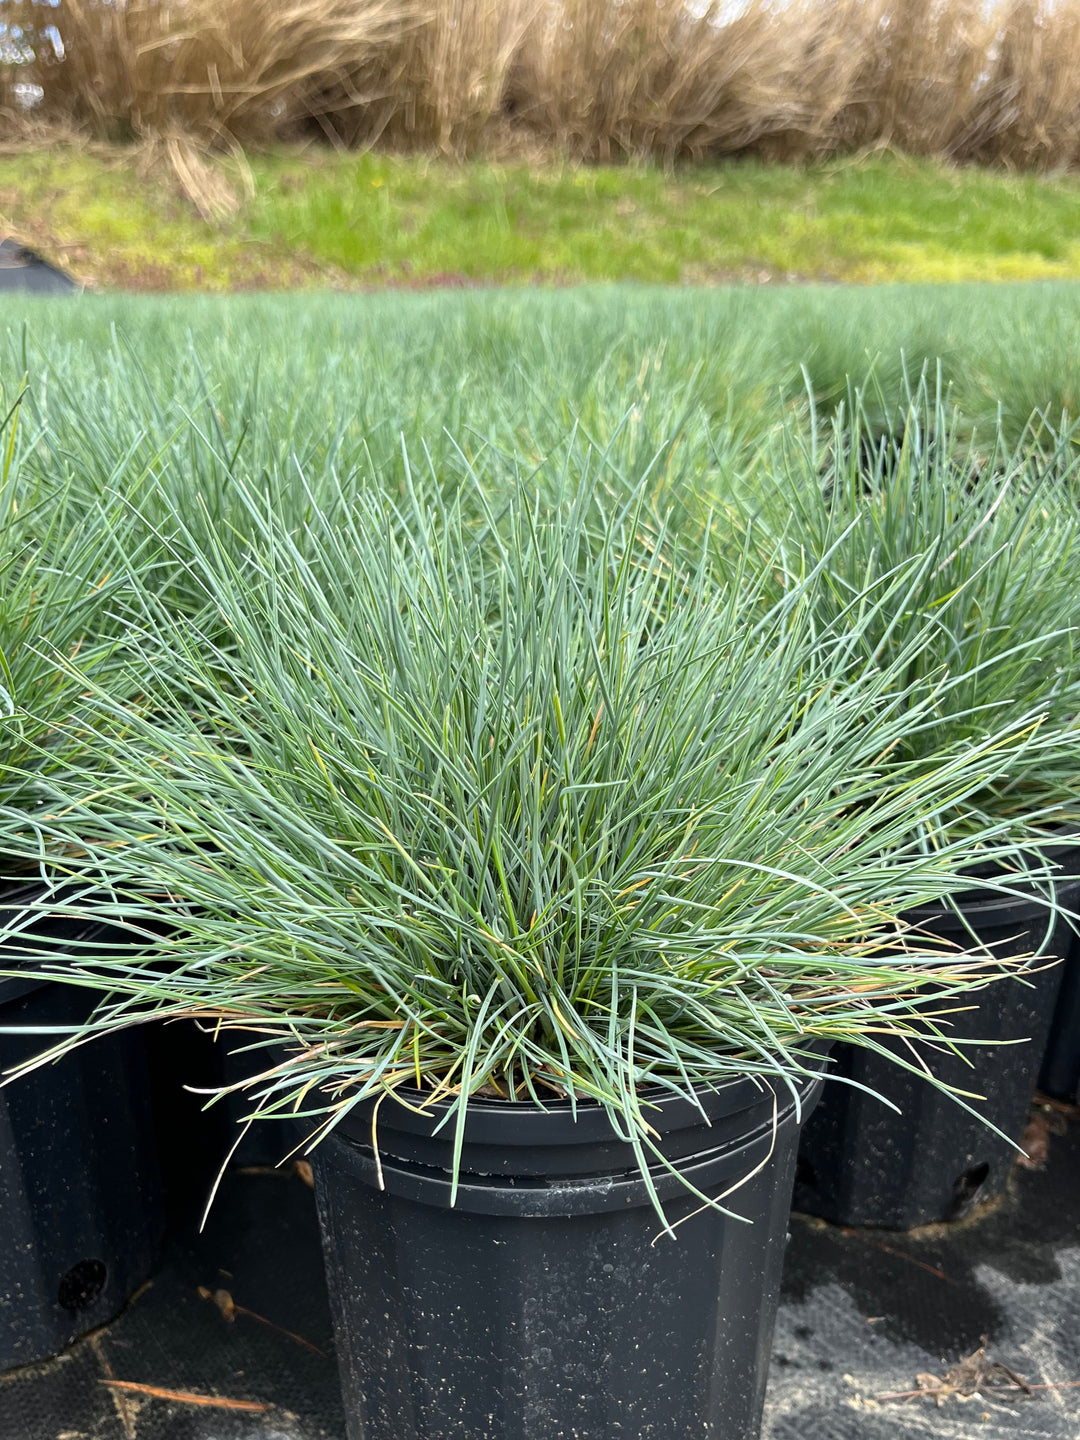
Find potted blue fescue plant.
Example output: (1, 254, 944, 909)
(0, 471, 1060, 1438)
(732, 381, 1080, 1228)
(0, 395, 162, 1370)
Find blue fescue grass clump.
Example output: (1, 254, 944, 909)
(1, 463, 1066, 1211)
(728, 379, 1080, 854)
(2, 297, 1080, 1213)
(0, 393, 142, 874)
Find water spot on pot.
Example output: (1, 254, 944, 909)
(58, 1259, 107, 1311)
(794, 1325, 813, 1341)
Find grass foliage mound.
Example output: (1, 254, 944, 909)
(1, 291, 1079, 1207)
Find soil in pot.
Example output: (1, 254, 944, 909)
(311, 1062, 825, 1440)
(0, 884, 164, 1370)
(794, 875, 1076, 1231)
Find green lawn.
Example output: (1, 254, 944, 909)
(5, 147, 1080, 291)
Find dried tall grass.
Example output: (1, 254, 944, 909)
(959, 0, 1080, 167)
(4, 0, 1080, 169)
(505, 0, 817, 162)
(305, 0, 536, 152)
(1, 0, 421, 143)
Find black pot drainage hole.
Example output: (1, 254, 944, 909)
(946, 1162, 991, 1221)
(58, 1259, 108, 1312)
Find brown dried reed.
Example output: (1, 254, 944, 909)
(0, 0, 421, 143)
(3, 0, 1080, 170)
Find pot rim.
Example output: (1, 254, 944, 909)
(335, 1040, 832, 1149)
(903, 878, 1080, 926)
(319, 1068, 826, 1216)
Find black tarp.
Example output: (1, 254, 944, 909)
(0, 239, 77, 294)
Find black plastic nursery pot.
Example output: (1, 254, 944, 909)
(0, 884, 164, 1372)
(145, 1020, 291, 1228)
(311, 1061, 825, 1440)
(794, 876, 1078, 1231)
(1039, 924, 1080, 1102)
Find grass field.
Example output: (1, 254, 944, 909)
(6, 148, 1080, 291)
(4, 284, 1080, 502)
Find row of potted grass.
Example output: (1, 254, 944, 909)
(732, 385, 1080, 1228)
(0, 402, 166, 1364)
(1, 383, 1078, 1436)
